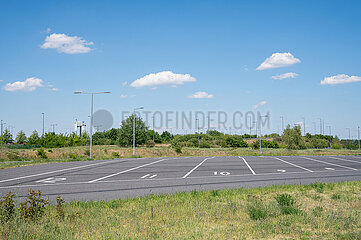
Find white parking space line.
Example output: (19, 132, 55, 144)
(302, 157, 357, 171)
(239, 157, 256, 175)
(88, 158, 168, 183)
(329, 156, 361, 164)
(182, 157, 215, 178)
(0, 159, 121, 184)
(269, 157, 314, 172)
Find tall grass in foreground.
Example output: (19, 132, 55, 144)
(1, 181, 360, 239)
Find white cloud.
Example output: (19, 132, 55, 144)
(41, 33, 94, 54)
(46, 28, 51, 33)
(0, 80, 3, 82)
(320, 74, 361, 85)
(121, 81, 127, 86)
(130, 71, 196, 88)
(119, 94, 128, 98)
(257, 52, 301, 70)
(272, 72, 299, 80)
(3, 77, 43, 92)
(49, 88, 58, 91)
(188, 91, 214, 99)
(252, 100, 267, 109)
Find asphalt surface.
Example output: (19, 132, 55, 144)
(1, 155, 361, 202)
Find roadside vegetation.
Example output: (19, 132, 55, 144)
(1, 181, 360, 239)
(1, 115, 360, 168)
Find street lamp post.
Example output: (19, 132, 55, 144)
(133, 107, 144, 156)
(357, 127, 360, 150)
(327, 126, 332, 148)
(302, 117, 306, 136)
(74, 91, 111, 159)
(0, 120, 4, 145)
(42, 113, 45, 136)
(152, 116, 155, 141)
(196, 118, 200, 147)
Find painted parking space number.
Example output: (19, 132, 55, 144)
(214, 171, 230, 176)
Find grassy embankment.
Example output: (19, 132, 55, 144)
(0, 145, 360, 169)
(1, 181, 360, 239)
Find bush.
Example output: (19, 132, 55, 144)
(310, 182, 325, 193)
(275, 193, 299, 215)
(275, 193, 295, 207)
(112, 152, 120, 158)
(19, 189, 49, 220)
(247, 204, 268, 220)
(84, 149, 90, 156)
(331, 143, 342, 149)
(37, 148, 48, 159)
(175, 146, 182, 154)
(146, 139, 155, 148)
(199, 140, 211, 148)
(56, 196, 65, 220)
(0, 192, 16, 223)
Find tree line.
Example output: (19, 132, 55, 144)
(1, 115, 355, 150)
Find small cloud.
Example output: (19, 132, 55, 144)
(320, 74, 361, 85)
(119, 94, 128, 98)
(244, 67, 248, 71)
(188, 91, 214, 99)
(130, 71, 196, 88)
(49, 88, 58, 91)
(151, 87, 157, 90)
(245, 90, 252, 94)
(252, 100, 267, 109)
(0, 80, 3, 83)
(257, 52, 301, 70)
(46, 28, 51, 33)
(41, 33, 94, 54)
(272, 72, 299, 80)
(121, 81, 127, 86)
(3, 77, 43, 92)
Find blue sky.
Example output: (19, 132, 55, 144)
(0, 0, 360, 138)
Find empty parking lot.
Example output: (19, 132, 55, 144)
(1, 155, 361, 201)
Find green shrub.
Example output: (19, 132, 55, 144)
(0, 192, 16, 223)
(84, 149, 90, 156)
(199, 140, 211, 148)
(331, 193, 341, 200)
(37, 148, 48, 159)
(56, 196, 65, 220)
(19, 189, 49, 220)
(47, 149, 53, 153)
(275, 193, 295, 207)
(146, 139, 155, 148)
(310, 182, 325, 193)
(68, 153, 77, 159)
(112, 152, 120, 158)
(175, 146, 182, 154)
(331, 143, 342, 149)
(247, 204, 268, 220)
(7, 152, 20, 160)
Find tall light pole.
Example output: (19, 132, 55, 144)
(152, 116, 155, 141)
(74, 91, 111, 159)
(318, 118, 322, 135)
(248, 116, 252, 135)
(302, 117, 306, 136)
(196, 118, 199, 147)
(312, 122, 316, 135)
(42, 113, 45, 136)
(51, 124, 58, 133)
(0, 120, 4, 145)
(357, 127, 360, 150)
(133, 107, 144, 156)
